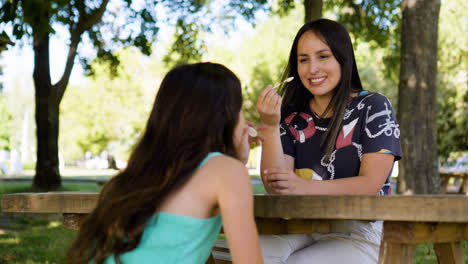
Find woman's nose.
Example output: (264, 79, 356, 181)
(309, 61, 319, 74)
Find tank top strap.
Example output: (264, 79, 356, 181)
(198, 152, 223, 169)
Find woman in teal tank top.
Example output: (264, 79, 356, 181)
(67, 63, 264, 264)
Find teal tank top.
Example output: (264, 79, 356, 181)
(103, 152, 223, 264)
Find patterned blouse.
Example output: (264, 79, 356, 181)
(280, 91, 402, 195)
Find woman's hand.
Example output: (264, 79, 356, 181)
(256, 85, 282, 127)
(237, 122, 267, 164)
(246, 122, 267, 147)
(235, 124, 251, 164)
(263, 168, 312, 195)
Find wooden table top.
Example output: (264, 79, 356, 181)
(2, 192, 468, 222)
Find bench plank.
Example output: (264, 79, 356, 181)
(3, 192, 468, 264)
(434, 242, 464, 264)
(1, 192, 98, 213)
(3, 193, 468, 222)
(254, 195, 468, 222)
(383, 222, 468, 244)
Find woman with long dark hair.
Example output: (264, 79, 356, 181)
(256, 19, 401, 263)
(67, 62, 263, 264)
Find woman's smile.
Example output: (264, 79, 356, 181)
(297, 30, 341, 101)
(307, 76, 327, 86)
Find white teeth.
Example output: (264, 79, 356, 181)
(310, 77, 326, 82)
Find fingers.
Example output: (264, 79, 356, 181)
(268, 181, 291, 195)
(274, 95, 282, 113)
(235, 124, 250, 164)
(263, 168, 291, 176)
(246, 122, 266, 146)
(257, 85, 274, 105)
(264, 173, 288, 182)
(257, 85, 282, 126)
(270, 187, 290, 195)
(263, 168, 294, 193)
(257, 85, 281, 111)
(268, 180, 288, 189)
(264, 168, 291, 189)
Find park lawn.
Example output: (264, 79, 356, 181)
(1, 182, 467, 263)
(0, 217, 75, 264)
(0, 182, 101, 264)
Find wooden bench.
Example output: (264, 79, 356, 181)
(2, 192, 468, 263)
(95, 179, 107, 186)
(440, 172, 468, 194)
(207, 240, 231, 264)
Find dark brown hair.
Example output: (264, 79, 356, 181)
(66, 62, 243, 264)
(279, 18, 363, 161)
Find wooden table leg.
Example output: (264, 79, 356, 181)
(441, 176, 450, 193)
(205, 254, 216, 264)
(434, 242, 464, 264)
(62, 213, 87, 230)
(378, 240, 414, 264)
(460, 177, 468, 195)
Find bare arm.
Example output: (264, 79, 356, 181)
(265, 153, 395, 195)
(256, 85, 294, 193)
(215, 159, 263, 263)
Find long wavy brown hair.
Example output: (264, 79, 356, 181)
(66, 62, 243, 264)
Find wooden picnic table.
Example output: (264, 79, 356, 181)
(2, 192, 468, 263)
(440, 172, 468, 195)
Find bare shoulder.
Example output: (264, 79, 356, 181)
(200, 154, 250, 187)
(202, 154, 248, 177)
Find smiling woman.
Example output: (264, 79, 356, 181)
(256, 18, 402, 264)
(297, 31, 341, 106)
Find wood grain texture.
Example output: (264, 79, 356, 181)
(434, 242, 464, 264)
(2, 193, 468, 222)
(253, 195, 468, 222)
(378, 241, 414, 264)
(1, 192, 98, 213)
(383, 222, 468, 244)
(62, 213, 87, 230)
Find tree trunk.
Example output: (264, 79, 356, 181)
(32, 33, 61, 191)
(304, 0, 322, 22)
(397, 0, 441, 194)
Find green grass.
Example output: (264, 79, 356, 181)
(252, 183, 266, 194)
(0, 182, 102, 195)
(414, 243, 468, 263)
(0, 218, 76, 264)
(0, 182, 99, 264)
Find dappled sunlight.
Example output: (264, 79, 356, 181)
(0, 236, 20, 244)
(47, 221, 61, 229)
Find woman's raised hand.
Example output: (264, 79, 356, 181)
(256, 85, 282, 127)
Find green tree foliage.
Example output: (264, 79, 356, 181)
(161, 0, 270, 67)
(436, 0, 468, 158)
(207, 2, 402, 124)
(1, 0, 161, 190)
(326, 0, 401, 45)
(205, 7, 303, 124)
(354, 41, 398, 106)
(2, 74, 35, 155)
(0, 95, 12, 150)
(60, 47, 163, 162)
(0, 0, 273, 190)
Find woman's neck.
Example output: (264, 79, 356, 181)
(310, 96, 333, 118)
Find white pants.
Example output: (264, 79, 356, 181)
(259, 220, 382, 264)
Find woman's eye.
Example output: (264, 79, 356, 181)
(299, 58, 308, 63)
(320, 55, 330, 59)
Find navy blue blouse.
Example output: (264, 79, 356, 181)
(280, 91, 402, 195)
